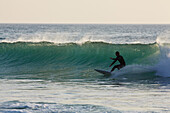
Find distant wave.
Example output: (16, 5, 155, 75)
(0, 34, 156, 44)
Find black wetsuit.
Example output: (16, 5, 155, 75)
(110, 55, 126, 72)
(115, 55, 126, 66)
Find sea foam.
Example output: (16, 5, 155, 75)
(155, 31, 170, 77)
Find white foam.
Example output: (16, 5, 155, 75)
(155, 31, 170, 77)
(156, 31, 170, 45)
(110, 65, 153, 79)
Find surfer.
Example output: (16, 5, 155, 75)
(109, 51, 126, 72)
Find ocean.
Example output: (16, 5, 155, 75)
(0, 24, 170, 113)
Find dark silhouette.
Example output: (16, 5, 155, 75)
(109, 51, 126, 72)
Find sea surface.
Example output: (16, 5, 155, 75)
(0, 24, 170, 113)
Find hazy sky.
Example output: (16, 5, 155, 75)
(0, 0, 170, 24)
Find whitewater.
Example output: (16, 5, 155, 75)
(0, 24, 170, 113)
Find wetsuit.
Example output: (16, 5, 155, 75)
(110, 55, 126, 72)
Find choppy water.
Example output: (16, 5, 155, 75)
(0, 24, 170, 113)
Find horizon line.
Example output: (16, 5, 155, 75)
(0, 22, 170, 25)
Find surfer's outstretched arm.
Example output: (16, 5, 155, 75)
(110, 57, 116, 60)
(109, 60, 116, 67)
(109, 57, 117, 67)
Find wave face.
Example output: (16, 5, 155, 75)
(0, 42, 160, 79)
(0, 24, 170, 80)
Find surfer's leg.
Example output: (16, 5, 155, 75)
(111, 66, 115, 72)
(111, 65, 119, 72)
(118, 65, 125, 70)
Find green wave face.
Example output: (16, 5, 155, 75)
(0, 42, 160, 80)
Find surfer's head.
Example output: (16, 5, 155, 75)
(115, 51, 120, 56)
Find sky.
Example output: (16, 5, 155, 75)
(0, 0, 170, 24)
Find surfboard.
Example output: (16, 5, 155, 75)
(94, 69, 111, 75)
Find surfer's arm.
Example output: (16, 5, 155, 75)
(110, 57, 116, 60)
(109, 60, 117, 67)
